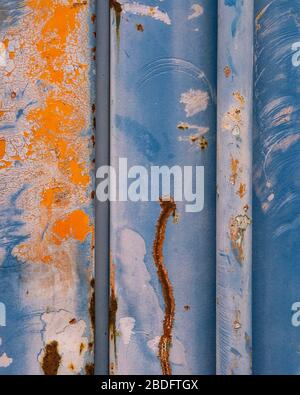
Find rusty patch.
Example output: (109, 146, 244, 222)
(153, 197, 177, 375)
(237, 183, 246, 199)
(199, 136, 208, 150)
(109, 254, 118, 369)
(110, 362, 116, 375)
(224, 66, 231, 78)
(89, 278, 95, 354)
(85, 363, 94, 375)
(41, 341, 61, 376)
(233, 91, 245, 106)
(136, 23, 144, 32)
(110, 0, 122, 44)
(229, 214, 251, 262)
(230, 158, 239, 185)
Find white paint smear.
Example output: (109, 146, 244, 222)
(122, 2, 171, 25)
(147, 336, 187, 366)
(116, 228, 188, 373)
(0, 43, 6, 67)
(0, 353, 13, 368)
(119, 317, 136, 345)
(188, 4, 204, 20)
(39, 310, 89, 375)
(180, 89, 209, 117)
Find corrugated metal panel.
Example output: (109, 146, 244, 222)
(0, 0, 95, 375)
(217, 0, 253, 375)
(110, 0, 217, 375)
(253, 0, 300, 375)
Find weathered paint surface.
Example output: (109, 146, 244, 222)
(217, 0, 253, 375)
(0, 0, 95, 375)
(253, 0, 300, 375)
(110, 0, 217, 375)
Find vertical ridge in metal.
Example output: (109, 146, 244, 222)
(217, 0, 253, 375)
(95, 0, 110, 375)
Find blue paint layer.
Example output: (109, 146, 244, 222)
(253, 0, 300, 375)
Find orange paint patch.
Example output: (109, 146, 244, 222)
(0, 0, 94, 291)
(41, 185, 69, 209)
(52, 210, 91, 245)
(69, 160, 90, 186)
(0, 139, 6, 160)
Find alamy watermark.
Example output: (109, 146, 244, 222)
(96, 158, 204, 213)
(0, 302, 6, 327)
(292, 42, 300, 66)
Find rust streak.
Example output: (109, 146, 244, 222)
(109, 254, 118, 370)
(110, 0, 122, 45)
(153, 197, 177, 375)
(89, 278, 95, 355)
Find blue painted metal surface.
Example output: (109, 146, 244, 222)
(253, 0, 300, 375)
(110, 0, 217, 375)
(217, 0, 253, 375)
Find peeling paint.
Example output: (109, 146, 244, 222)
(180, 89, 209, 118)
(0, 353, 13, 368)
(229, 214, 251, 263)
(39, 310, 89, 375)
(119, 317, 135, 345)
(122, 2, 171, 25)
(188, 4, 204, 20)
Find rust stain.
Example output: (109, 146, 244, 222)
(85, 363, 94, 375)
(229, 214, 251, 263)
(237, 183, 246, 199)
(136, 23, 144, 32)
(199, 136, 208, 150)
(224, 66, 231, 78)
(41, 341, 61, 376)
(110, 0, 123, 45)
(153, 197, 177, 375)
(109, 254, 118, 371)
(110, 362, 116, 375)
(230, 158, 239, 185)
(79, 342, 85, 355)
(233, 91, 245, 106)
(89, 278, 95, 334)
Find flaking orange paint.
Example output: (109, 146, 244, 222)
(0, 0, 94, 289)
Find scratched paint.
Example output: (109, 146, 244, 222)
(110, 0, 217, 375)
(217, 0, 253, 375)
(0, 0, 95, 375)
(253, 0, 300, 375)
